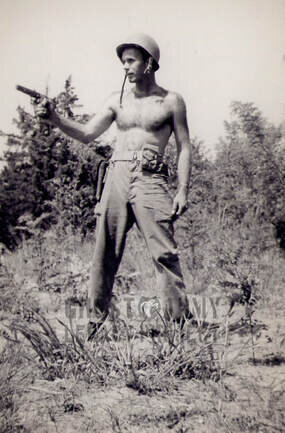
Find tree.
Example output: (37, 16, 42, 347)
(214, 102, 284, 227)
(0, 77, 112, 248)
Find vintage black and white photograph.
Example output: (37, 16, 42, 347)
(0, 0, 284, 431)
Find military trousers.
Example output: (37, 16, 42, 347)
(89, 158, 189, 321)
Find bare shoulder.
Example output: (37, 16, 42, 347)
(165, 91, 187, 114)
(102, 91, 121, 112)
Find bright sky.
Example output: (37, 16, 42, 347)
(1, 0, 284, 157)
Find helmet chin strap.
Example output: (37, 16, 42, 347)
(119, 71, 128, 108)
(120, 57, 154, 108)
(144, 57, 154, 75)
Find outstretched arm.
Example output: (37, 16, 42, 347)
(171, 93, 192, 218)
(36, 94, 116, 143)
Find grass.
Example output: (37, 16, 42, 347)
(0, 226, 284, 432)
(0, 342, 31, 433)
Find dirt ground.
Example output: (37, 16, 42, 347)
(1, 284, 284, 433)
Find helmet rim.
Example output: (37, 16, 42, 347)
(116, 34, 160, 71)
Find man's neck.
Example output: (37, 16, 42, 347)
(133, 74, 157, 97)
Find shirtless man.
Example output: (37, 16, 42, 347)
(37, 34, 192, 339)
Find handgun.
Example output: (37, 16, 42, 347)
(16, 85, 50, 104)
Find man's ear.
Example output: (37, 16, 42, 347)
(144, 57, 154, 74)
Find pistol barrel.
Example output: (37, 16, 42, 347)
(16, 85, 44, 100)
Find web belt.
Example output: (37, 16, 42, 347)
(111, 150, 144, 162)
(111, 146, 163, 162)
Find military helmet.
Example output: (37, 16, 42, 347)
(116, 33, 160, 71)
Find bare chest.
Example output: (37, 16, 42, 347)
(116, 96, 172, 132)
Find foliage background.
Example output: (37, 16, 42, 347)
(0, 77, 284, 273)
(0, 78, 284, 433)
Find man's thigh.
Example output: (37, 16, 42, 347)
(132, 173, 176, 249)
(132, 173, 173, 220)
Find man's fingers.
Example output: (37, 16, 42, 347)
(34, 98, 52, 120)
(177, 204, 184, 216)
(172, 194, 189, 220)
(180, 201, 189, 214)
(171, 200, 178, 216)
(173, 201, 189, 217)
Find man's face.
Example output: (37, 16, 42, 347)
(121, 48, 147, 83)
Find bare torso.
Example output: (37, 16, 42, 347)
(111, 86, 174, 156)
